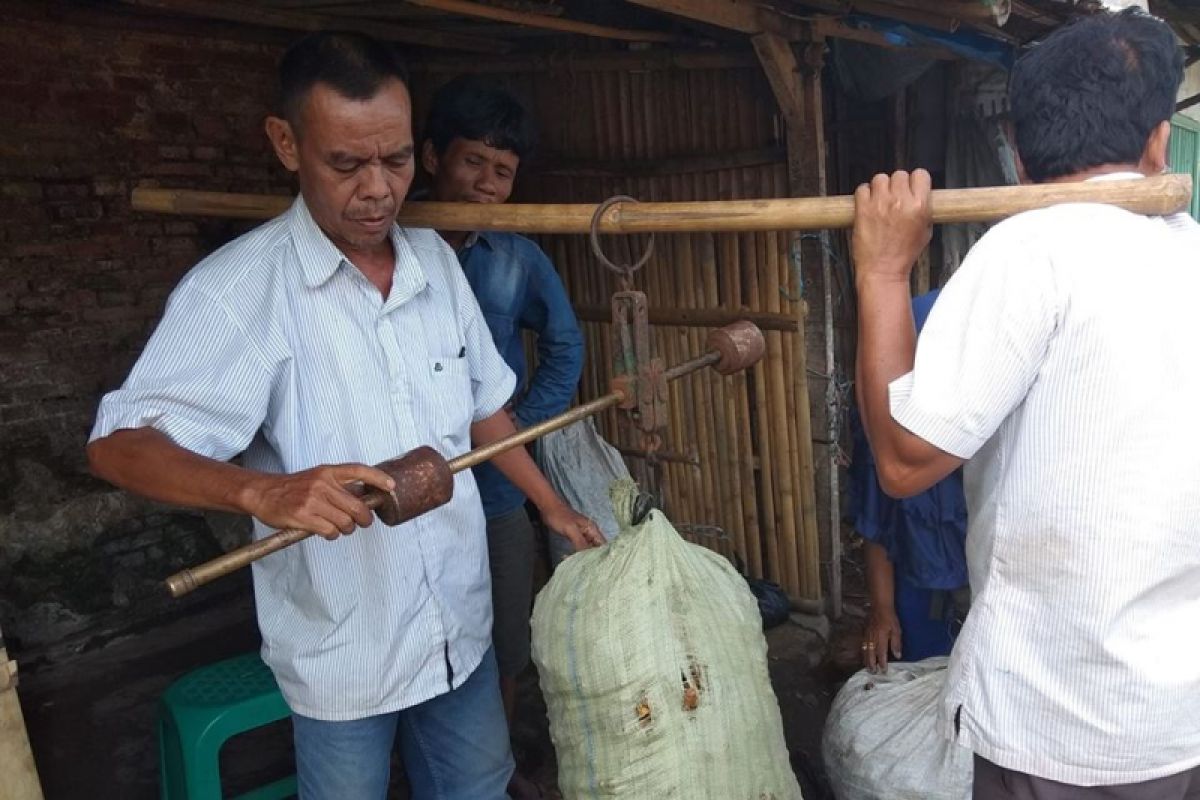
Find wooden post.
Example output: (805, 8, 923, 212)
(0, 627, 44, 800)
(753, 31, 827, 610)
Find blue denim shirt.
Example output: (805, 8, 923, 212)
(458, 231, 584, 518)
(847, 290, 969, 591)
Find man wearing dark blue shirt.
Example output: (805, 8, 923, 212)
(422, 75, 583, 800)
(849, 290, 968, 672)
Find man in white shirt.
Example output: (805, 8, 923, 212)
(852, 9, 1200, 798)
(86, 32, 601, 799)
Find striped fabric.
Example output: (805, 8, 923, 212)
(888, 173, 1200, 785)
(91, 198, 515, 721)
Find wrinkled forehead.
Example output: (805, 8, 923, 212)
(296, 80, 413, 146)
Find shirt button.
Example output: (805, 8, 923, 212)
(434, 362, 443, 372)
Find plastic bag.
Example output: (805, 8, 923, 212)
(531, 479, 803, 800)
(822, 658, 971, 800)
(536, 419, 630, 565)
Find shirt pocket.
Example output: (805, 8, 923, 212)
(428, 356, 474, 451)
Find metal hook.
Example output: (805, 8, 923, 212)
(589, 195, 655, 285)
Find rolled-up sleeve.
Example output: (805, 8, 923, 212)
(889, 222, 1061, 460)
(89, 285, 273, 461)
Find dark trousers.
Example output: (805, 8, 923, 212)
(974, 755, 1200, 800)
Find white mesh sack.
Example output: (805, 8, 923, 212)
(822, 658, 971, 800)
(531, 479, 803, 800)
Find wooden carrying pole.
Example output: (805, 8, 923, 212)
(131, 173, 1192, 232)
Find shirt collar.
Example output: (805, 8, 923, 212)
(288, 196, 424, 300)
(461, 229, 497, 252)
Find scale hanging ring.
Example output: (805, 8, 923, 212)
(589, 195, 655, 279)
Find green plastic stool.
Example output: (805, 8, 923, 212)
(157, 651, 298, 800)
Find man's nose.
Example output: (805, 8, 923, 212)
(359, 163, 391, 201)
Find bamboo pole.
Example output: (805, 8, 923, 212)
(404, 0, 684, 43)
(700, 233, 739, 561)
(764, 230, 802, 599)
(130, 173, 1193, 231)
(681, 235, 721, 535)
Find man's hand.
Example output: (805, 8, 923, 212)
(540, 501, 605, 553)
(241, 463, 397, 540)
(852, 169, 933, 285)
(862, 605, 903, 673)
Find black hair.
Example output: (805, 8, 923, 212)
(1009, 8, 1183, 183)
(424, 75, 537, 160)
(276, 32, 409, 130)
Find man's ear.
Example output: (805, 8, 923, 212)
(421, 140, 440, 177)
(265, 116, 300, 173)
(1138, 119, 1171, 176)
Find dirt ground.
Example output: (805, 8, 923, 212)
(16, 573, 867, 799)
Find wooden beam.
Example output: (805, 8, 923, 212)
(405, 0, 685, 42)
(808, 17, 960, 59)
(130, 175, 1196, 230)
(1179, 92, 1200, 112)
(750, 26, 825, 608)
(624, 0, 761, 34)
(852, 0, 962, 32)
(869, 0, 1011, 25)
(409, 48, 759, 73)
(752, 33, 805, 130)
(119, 0, 514, 54)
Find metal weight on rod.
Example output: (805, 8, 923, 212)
(163, 321, 766, 598)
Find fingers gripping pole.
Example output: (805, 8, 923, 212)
(163, 447, 453, 598)
(163, 322, 768, 598)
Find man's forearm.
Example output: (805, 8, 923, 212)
(855, 278, 964, 496)
(856, 275, 918, 470)
(86, 427, 260, 514)
(863, 540, 897, 611)
(471, 410, 563, 511)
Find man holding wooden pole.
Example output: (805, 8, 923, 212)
(853, 9, 1200, 798)
(86, 31, 600, 800)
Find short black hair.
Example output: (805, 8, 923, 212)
(424, 75, 537, 160)
(1009, 8, 1183, 183)
(276, 31, 410, 130)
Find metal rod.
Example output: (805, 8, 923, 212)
(664, 351, 720, 382)
(448, 393, 626, 472)
(164, 337, 743, 597)
(164, 493, 386, 598)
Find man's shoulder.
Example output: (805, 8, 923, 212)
(179, 213, 293, 302)
(398, 225, 455, 257)
(480, 231, 550, 264)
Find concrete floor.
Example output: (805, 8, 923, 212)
(15, 582, 860, 799)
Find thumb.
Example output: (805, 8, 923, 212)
(890, 627, 903, 660)
(330, 462, 396, 496)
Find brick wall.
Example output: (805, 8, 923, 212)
(0, 2, 293, 647)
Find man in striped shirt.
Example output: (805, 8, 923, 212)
(86, 32, 601, 800)
(852, 9, 1200, 798)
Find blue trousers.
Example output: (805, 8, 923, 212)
(292, 647, 514, 800)
(894, 574, 961, 661)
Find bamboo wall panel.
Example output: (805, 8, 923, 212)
(415, 63, 823, 603)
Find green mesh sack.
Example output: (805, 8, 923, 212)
(531, 480, 803, 800)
